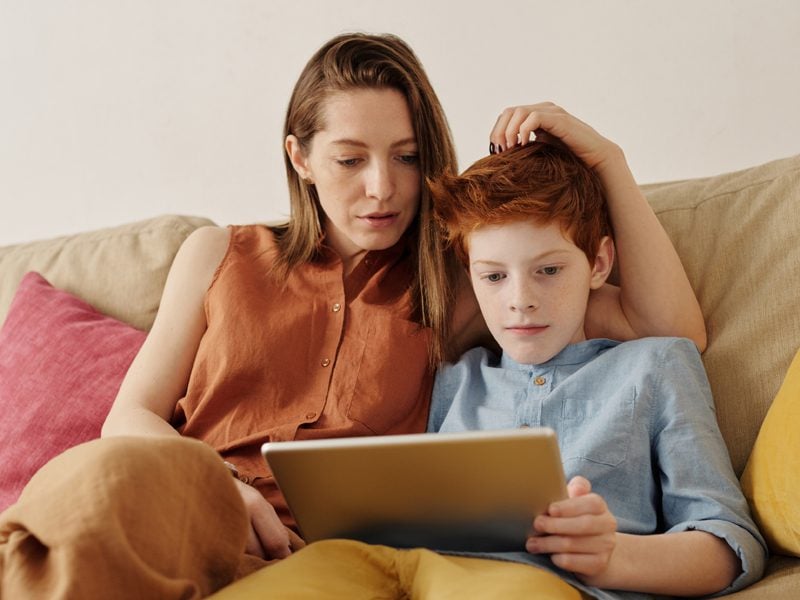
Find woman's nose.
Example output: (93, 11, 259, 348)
(365, 162, 395, 200)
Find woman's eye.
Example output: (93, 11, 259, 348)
(398, 154, 419, 165)
(485, 273, 505, 283)
(541, 266, 561, 276)
(336, 158, 360, 167)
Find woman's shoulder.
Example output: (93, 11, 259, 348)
(176, 225, 232, 272)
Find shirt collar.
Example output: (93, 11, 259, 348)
(499, 338, 619, 371)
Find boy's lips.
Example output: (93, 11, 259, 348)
(506, 324, 549, 335)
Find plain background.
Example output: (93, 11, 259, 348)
(1, 1, 798, 245)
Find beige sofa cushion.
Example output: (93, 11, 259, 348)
(643, 155, 800, 475)
(0, 215, 215, 332)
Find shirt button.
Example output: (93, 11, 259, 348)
(305, 412, 317, 420)
(534, 376, 546, 386)
(321, 358, 331, 367)
(332, 303, 341, 312)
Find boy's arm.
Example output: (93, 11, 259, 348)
(490, 103, 707, 350)
(529, 338, 766, 595)
(588, 530, 739, 595)
(529, 478, 740, 596)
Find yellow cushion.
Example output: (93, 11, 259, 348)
(741, 348, 800, 556)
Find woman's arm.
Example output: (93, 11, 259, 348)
(489, 103, 707, 350)
(101, 225, 299, 559)
(101, 225, 231, 437)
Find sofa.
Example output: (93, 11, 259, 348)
(0, 155, 798, 597)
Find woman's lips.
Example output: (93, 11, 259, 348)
(360, 213, 399, 228)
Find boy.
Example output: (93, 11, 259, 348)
(427, 142, 767, 599)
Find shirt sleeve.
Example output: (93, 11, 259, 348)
(652, 338, 768, 594)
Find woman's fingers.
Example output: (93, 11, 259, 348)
(488, 102, 620, 172)
(236, 479, 293, 560)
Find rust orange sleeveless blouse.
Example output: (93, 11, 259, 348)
(172, 225, 433, 525)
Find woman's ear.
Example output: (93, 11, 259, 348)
(589, 236, 615, 290)
(285, 135, 313, 183)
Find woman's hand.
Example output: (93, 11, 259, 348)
(489, 102, 624, 174)
(234, 479, 306, 560)
(526, 476, 617, 580)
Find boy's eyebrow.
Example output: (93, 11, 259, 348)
(470, 249, 573, 268)
(329, 137, 417, 149)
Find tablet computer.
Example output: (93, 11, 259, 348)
(261, 427, 566, 552)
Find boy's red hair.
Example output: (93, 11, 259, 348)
(429, 142, 611, 265)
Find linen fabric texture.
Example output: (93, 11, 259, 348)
(643, 156, 800, 476)
(172, 224, 433, 527)
(0, 214, 214, 331)
(429, 337, 768, 600)
(0, 436, 248, 599)
(741, 347, 800, 557)
(210, 539, 588, 600)
(0, 272, 146, 511)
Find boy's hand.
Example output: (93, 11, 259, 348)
(489, 102, 625, 175)
(526, 476, 617, 579)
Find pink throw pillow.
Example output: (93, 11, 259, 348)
(0, 272, 146, 511)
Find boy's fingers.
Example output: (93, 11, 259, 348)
(548, 492, 606, 518)
(535, 511, 616, 537)
(550, 550, 612, 577)
(527, 532, 616, 556)
(567, 475, 592, 497)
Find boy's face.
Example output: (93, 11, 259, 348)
(467, 219, 611, 365)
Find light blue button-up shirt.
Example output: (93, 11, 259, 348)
(429, 337, 767, 600)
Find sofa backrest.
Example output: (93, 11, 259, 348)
(0, 214, 215, 332)
(644, 155, 800, 475)
(3, 161, 799, 477)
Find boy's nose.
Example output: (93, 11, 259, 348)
(509, 284, 538, 312)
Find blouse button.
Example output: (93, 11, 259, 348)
(332, 303, 341, 312)
(321, 358, 331, 367)
(534, 376, 546, 386)
(305, 412, 317, 420)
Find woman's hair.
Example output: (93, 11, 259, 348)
(276, 32, 459, 364)
(429, 142, 611, 265)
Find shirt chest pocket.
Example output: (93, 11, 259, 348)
(558, 389, 636, 468)
(345, 317, 432, 434)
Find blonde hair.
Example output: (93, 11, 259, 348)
(275, 33, 459, 364)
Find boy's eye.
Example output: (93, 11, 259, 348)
(540, 266, 561, 276)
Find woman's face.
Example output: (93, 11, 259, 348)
(287, 88, 421, 271)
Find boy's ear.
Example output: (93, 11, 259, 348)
(285, 135, 314, 182)
(589, 236, 615, 290)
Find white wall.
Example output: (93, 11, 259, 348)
(1, 0, 798, 245)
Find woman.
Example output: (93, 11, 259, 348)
(0, 33, 705, 598)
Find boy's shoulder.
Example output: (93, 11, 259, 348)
(608, 336, 701, 360)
